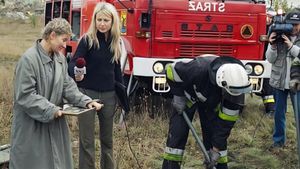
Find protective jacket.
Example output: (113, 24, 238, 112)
(162, 56, 245, 169)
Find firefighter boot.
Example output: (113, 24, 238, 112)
(162, 160, 181, 169)
(264, 102, 275, 116)
(216, 163, 228, 169)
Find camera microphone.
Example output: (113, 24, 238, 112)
(74, 57, 86, 76)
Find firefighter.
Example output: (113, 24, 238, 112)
(162, 55, 252, 169)
(256, 7, 276, 115)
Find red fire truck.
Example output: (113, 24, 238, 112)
(45, 0, 270, 113)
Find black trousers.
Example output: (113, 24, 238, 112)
(257, 78, 275, 113)
(162, 104, 228, 169)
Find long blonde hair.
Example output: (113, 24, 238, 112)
(85, 2, 121, 62)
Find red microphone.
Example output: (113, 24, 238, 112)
(74, 57, 86, 76)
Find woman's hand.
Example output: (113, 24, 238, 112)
(75, 74, 84, 81)
(87, 101, 103, 111)
(54, 110, 63, 118)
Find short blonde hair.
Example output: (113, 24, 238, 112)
(42, 18, 72, 40)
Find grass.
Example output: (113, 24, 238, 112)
(0, 17, 299, 169)
(0, 17, 42, 61)
(0, 64, 14, 145)
(0, 16, 43, 145)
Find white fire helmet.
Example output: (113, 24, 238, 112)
(216, 63, 252, 96)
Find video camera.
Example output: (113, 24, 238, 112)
(269, 14, 293, 43)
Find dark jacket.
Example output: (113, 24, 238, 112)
(170, 56, 245, 149)
(68, 32, 123, 92)
(172, 56, 244, 105)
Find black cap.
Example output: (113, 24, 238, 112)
(285, 8, 300, 24)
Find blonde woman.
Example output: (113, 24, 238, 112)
(68, 2, 124, 169)
(10, 18, 102, 169)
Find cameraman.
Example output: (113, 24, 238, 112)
(266, 9, 300, 148)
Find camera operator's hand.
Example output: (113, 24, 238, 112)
(269, 32, 277, 49)
(289, 79, 300, 93)
(282, 34, 293, 49)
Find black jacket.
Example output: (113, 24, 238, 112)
(171, 56, 244, 107)
(170, 56, 245, 150)
(68, 32, 123, 92)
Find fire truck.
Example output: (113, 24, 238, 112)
(45, 0, 270, 113)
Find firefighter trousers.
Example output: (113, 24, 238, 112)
(257, 78, 275, 114)
(162, 104, 228, 169)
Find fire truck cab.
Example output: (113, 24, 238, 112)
(45, 0, 270, 96)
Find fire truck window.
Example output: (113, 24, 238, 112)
(62, 1, 70, 21)
(54, 2, 61, 18)
(45, 3, 52, 25)
(72, 11, 80, 41)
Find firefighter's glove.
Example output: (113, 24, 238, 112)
(205, 149, 220, 169)
(290, 79, 300, 93)
(172, 95, 187, 114)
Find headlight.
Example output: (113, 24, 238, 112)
(244, 64, 253, 74)
(254, 65, 263, 75)
(153, 62, 164, 74)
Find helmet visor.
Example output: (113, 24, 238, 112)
(225, 83, 252, 96)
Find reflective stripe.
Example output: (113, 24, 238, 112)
(193, 85, 207, 102)
(186, 100, 193, 108)
(184, 86, 207, 104)
(217, 150, 228, 164)
(163, 153, 183, 162)
(166, 64, 174, 81)
(163, 147, 184, 162)
(164, 147, 184, 155)
(263, 95, 274, 100)
(218, 106, 239, 122)
(184, 91, 196, 104)
(218, 156, 228, 164)
(165, 63, 183, 82)
(219, 150, 228, 157)
(263, 98, 275, 104)
(222, 107, 239, 116)
(263, 95, 275, 104)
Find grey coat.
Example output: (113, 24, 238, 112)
(9, 41, 92, 169)
(266, 35, 300, 90)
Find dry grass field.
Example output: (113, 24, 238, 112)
(0, 17, 299, 169)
